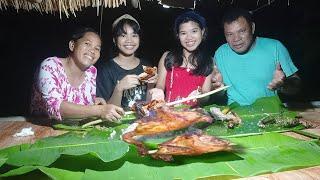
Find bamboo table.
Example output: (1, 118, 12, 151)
(0, 107, 320, 179)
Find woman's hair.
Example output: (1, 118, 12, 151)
(70, 27, 100, 42)
(165, 11, 213, 76)
(111, 18, 141, 57)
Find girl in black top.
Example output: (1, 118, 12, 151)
(96, 14, 156, 110)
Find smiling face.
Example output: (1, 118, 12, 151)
(115, 24, 140, 57)
(178, 21, 204, 55)
(69, 32, 101, 70)
(224, 16, 255, 54)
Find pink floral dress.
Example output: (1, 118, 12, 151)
(31, 57, 97, 120)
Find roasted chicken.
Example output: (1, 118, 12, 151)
(122, 106, 213, 155)
(132, 99, 165, 117)
(209, 107, 242, 129)
(138, 65, 157, 81)
(150, 132, 232, 161)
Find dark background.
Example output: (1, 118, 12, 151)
(0, 0, 318, 117)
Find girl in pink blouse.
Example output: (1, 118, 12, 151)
(31, 27, 124, 121)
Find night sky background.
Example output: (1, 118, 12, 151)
(0, 0, 318, 117)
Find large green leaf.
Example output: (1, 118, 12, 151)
(80, 133, 320, 180)
(39, 167, 83, 180)
(204, 96, 303, 137)
(1, 133, 319, 179)
(0, 154, 7, 169)
(1, 129, 129, 167)
(0, 166, 39, 177)
(0, 166, 83, 180)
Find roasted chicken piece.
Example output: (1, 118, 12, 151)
(150, 132, 232, 161)
(122, 106, 213, 155)
(134, 107, 212, 135)
(132, 99, 165, 117)
(138, 65, 157, 81)
(209, 107, 242, 129)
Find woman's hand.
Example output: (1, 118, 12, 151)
(99, 104, 124, 122)
(94, 97, 107, 105)
(116, 75, 140, 92)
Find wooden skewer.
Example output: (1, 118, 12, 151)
(166, 86, 230, 106)
(81, 119, 103, 128)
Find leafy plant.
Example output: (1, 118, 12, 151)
(0, 129, 129, 167)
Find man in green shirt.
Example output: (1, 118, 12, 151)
(212, 8, 300, 105)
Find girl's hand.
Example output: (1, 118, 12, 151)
(146, 73, 158, 84)
(116, 75, 140, 91)
(148, 88, 165, 101)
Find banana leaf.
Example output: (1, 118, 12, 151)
(0, 154, 7, 168)
(1, 133, 320, 179)
(79, 133, 320, 180)
(0, 166, 83, 180)
(203, 96, 303, 137)
(0, 129, 129, 167)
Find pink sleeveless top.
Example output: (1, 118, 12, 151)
(165, 66, 206, 106)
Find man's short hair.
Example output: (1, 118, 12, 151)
(222, 8, 253, 26)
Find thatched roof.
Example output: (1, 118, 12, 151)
(0, 0, 130, 17)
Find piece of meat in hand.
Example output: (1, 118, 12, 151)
(139, 65, 157, 81)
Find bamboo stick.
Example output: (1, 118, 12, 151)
(166, 86, 230, 106)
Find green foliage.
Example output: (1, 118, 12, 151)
(0, 130, 129, 167)
(204, 96, 303, 137)
(0, 96, 318, 179)
(80, 133, 320, 180)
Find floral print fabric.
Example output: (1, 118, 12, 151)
(31, 57, 97, 120)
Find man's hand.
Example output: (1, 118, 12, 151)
(268, 63, 285, 90)
(212, 65, 224, 89)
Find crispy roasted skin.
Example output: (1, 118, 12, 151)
(151, 133, 232, 161)
(135, 107, 212, 135)
(139, 66, 157, 81)
(132, 100, 165, 117)
(122, 107, 213, 155)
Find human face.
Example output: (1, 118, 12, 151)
(115, 24, 140, 57)
(70, 32, 101, 70)
(224, 16, 255, 54)
(178, 21, 204, 55)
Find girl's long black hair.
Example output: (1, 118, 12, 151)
(164, 11, 213, 76)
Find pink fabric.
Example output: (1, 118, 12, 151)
(165, 67, 205, 106)
(31, 57, 97, 120)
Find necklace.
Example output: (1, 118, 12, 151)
(184, 58, 191, 72)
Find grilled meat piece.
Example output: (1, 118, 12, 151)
(139, 65, 157, 81)
(150, 132, 232, 161)
(122, 107, 213, 155)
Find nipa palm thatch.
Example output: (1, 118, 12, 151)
(0, 0, 129, 18)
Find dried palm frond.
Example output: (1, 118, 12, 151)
(0, 0, 127, 17)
